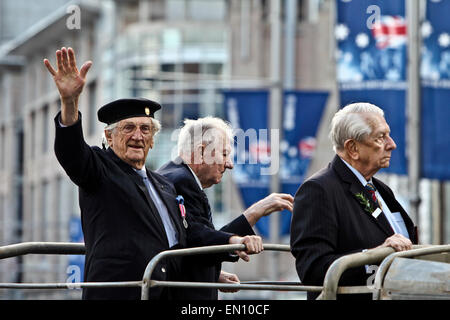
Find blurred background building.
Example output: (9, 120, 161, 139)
(0, 0, 448, 300)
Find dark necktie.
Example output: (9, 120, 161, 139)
(365, 182, 382, 210)
(201, 190, 213, 223)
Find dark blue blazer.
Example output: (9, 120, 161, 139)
(290, 155, 417, 300)
(157, 158, 255, 300)
(54, 113, 187, 300)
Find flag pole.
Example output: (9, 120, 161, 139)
(269, 0, 282, 295)
(406, 0, 421, 227)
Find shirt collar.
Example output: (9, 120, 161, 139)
(339, 157, 372, 187)
(183, 162, 203, 190)
(133, 167, 147, 178)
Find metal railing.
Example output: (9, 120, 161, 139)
(372, 244, 450, 300)
(0, 242, 85, 259)
(140, 243, 322, 300)
(318, 244, 434, 300)
(0, 242, 448, 299)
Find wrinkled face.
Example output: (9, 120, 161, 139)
(196, 132, 234, 188)
(106, 117, 154, 169)
(356, 114, 397, 175)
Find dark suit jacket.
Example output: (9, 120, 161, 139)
(54, 113, 187, 300)
(157, 158, 255, 300)
(290, 155, 417, 300)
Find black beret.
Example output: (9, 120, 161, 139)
(97, 98, 161, 124)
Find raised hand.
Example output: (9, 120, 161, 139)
(43, 47, 92, 125)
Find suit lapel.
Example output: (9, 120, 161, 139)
(180, 162, 214, 225)
(332, 156, 394, 237)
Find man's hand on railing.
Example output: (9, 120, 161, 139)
(374, 233, 413, 252)
(229, 235, 264, 262)
(218, 270, 240, 293)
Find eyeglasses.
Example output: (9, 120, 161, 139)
(118, 123, 152, 135)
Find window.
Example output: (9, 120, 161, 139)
(30, 111, 36, 159)
(188, 0, 226, 21)
(54, 176, 63, 241)
(0, 126, 5, 169)
(148, 0, 165, 21)
(42, 105, 49, 153)
(0, 194, 4, 238)
(166, 0, 226, 21)
(30, 184, 36, 240)
(41, 180, 50, 241)
(88, 81, 97, 136)
(166, 0, 186, 21)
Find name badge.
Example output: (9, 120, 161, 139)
(372, 207, 382, 219)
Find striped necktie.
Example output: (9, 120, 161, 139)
(365, 182, 382, 210)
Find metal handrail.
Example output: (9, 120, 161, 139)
(0, 242, 85, 259)
(0, 242, 142, 291)
(372, 244, 450, 300)
(0, 281, 142, 290)
(318, 244, 430, 300)
(140, 243, 308, 299)
(1, 241, 448, 300)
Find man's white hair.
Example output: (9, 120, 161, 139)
(329, 102, 384, 153)
(101, 117, 161, 148)
(177, 117, 233, 157)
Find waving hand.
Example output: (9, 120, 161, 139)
(44, 47, 92, 125)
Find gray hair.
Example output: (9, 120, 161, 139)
(177, 117, 233, 157)
(101, 117, 161, 148)
(329, 102, 385, 152)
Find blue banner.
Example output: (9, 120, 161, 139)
(223, 90, 328, 237)
(68, 216, 84, 283)
(420, 0, 450, 180)
(224, 90, 271, 236)
(336, 0, 407, 174)
(280, 91, 329, 235)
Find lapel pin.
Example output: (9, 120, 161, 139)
(176, 195, 188, 229)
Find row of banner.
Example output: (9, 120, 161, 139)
(223, 90, 328, 237)
(337, 0, 450, 178)
(225, 0, 450, 237)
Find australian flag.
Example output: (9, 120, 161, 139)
(336, 0, 407, 175)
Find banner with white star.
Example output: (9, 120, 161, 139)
(223, 90, 328, 237)
(336, 0, 407, 174)
(420, 0, 450, 179)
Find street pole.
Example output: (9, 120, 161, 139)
(269, 0, 282, 294)
(284, 0, 297, 90)
(406, 0, 421, 226)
